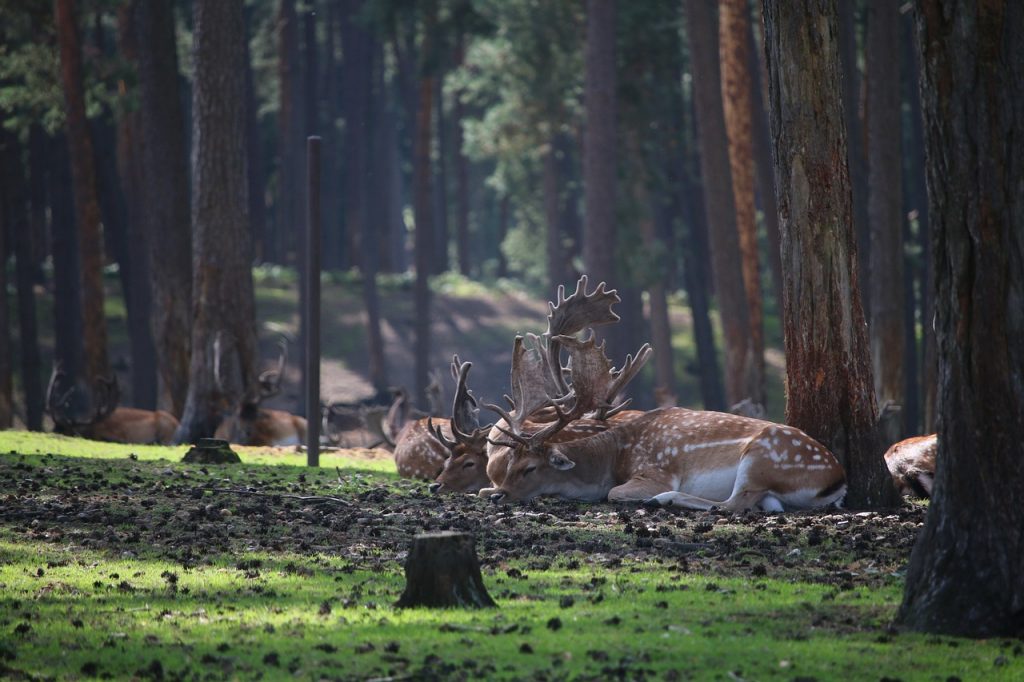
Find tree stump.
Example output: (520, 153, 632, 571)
(395, 532, 496, 609)
(182, 438, 241, 464)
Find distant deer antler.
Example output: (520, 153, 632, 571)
(427, 356, 489, 455)
(544, 275, 621, 396)
(258, 337, 288, 399)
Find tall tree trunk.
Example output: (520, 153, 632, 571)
(414, 3, 438, 403)
(47, 134, 84, 387)
(114, 1, 157, 410)
(453, 29, 471, 277)
(898, 8, 920, 437)
(762, 0, 898, 509)
(175, 0, 259, 443)
(839, 1, 871, 316)
(680, 116, 725, 412)
(2, 135, 44, 430)
(55, 0, 110, 384)
(898, 0, 1024, 637)
(0, 197, 11, 428)
(244, 3, 268, 263)
(902, 9, 934, 434)
(866, 0, 905, 416)
(135, 0, 192, 417)
(685, 0, 753, 407)
(719, 0, 765, 408)
(543, 139, 566, 292)
(433, 73, 450, 274)
(583, 0, 616, 286)
(747, 10, 784, 322)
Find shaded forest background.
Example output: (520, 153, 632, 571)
(0, 0, 931, 438)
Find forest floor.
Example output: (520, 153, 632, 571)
(1, 434, 1019, 681)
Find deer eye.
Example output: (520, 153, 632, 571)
(523, 464, 537, 476)
(462, 460, 475, 469)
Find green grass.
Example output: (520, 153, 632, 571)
(0, 436, 1017, 681)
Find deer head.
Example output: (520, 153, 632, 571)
(427, 356, 492, 493)
(46, 363, 120, 435)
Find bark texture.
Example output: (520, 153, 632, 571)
(174, 0, 259, 443)
(582, 0, 617, 285)
(762, 0, 898, 508)
(898, 0, 1024, 637)
(866, 0, 905, 411)
(135, 0, 192, 416)
(685, 0, 753, 407)
(396, 532, 496, 609)
(55, 0, 110, 384)
(719, 0, 765, 408)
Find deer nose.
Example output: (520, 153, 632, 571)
(489, 492, 507, 504)
(428, 482, 442, 494)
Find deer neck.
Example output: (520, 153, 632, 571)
(552, 428, 629, 500)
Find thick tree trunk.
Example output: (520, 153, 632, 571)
(582, 0, 617, 287)
(685, 0, 753, 408)
(838, 1, 870, 317)
(175, 0, 259, 444)
(866, 0, 905, 414)
(114, 2, 158, 410)
(897, 0, 1024, 638)
(762, 0, 898, 509)
(55, 0, 110, 384)
(135, 0, 192, 416)
(47, 135, 84, 386)
(719, 0, 765, 409)
(396, 532, 496, 609)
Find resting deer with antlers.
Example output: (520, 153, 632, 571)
(883, 434, 936, 498)
(214, 338, 307, 446)
(428, 276, 643, 494)
(46, 365, 180, 444)
(479, 290, 847, 511)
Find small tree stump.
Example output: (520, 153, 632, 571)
(395, 532, 496, 609)
(182, 438, 241, 464)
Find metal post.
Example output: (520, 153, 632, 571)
(305, 136, 322, 467)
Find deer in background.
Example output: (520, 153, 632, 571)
(214, 338, 307, 447)
(884, 434, 936, 498)
(479, 321, 847, 511)
(46, 365, 179, 444)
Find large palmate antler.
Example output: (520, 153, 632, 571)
(555, 334, 652, 420)
(544, 275, 621, 396)
(427, 356, 489, 455)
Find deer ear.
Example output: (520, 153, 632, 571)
(549, 451, 576, 471)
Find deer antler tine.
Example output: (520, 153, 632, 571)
(482, 400, 516, 432)
(426, 417, 458, 450)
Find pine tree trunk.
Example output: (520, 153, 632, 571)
(453, 29, 471, 277)
(413, 3, 438, 403)
(897, 0, 1024, 638)
(175, 0, 259, 444)
(115, 1, 157, 410)
(762, 0, 898, 509)
(582, 0, 617, 286)
(685, 0, 753, 407)
(719, 0, 765, 409)
(838, 1, 870, 317)
(0, 192, 11, 428)
(48, 134, 84, 387)
(135, 0, 192, 417)
(55, 0, 110, 384)
(866, 0, 905, 414)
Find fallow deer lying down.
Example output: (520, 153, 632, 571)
(884, 434, 937, 498)
(480, 334, 847, 512)
(214, 339, 307, 447)
(430, 275, 638, 494)
(46, 365, 180, 444)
